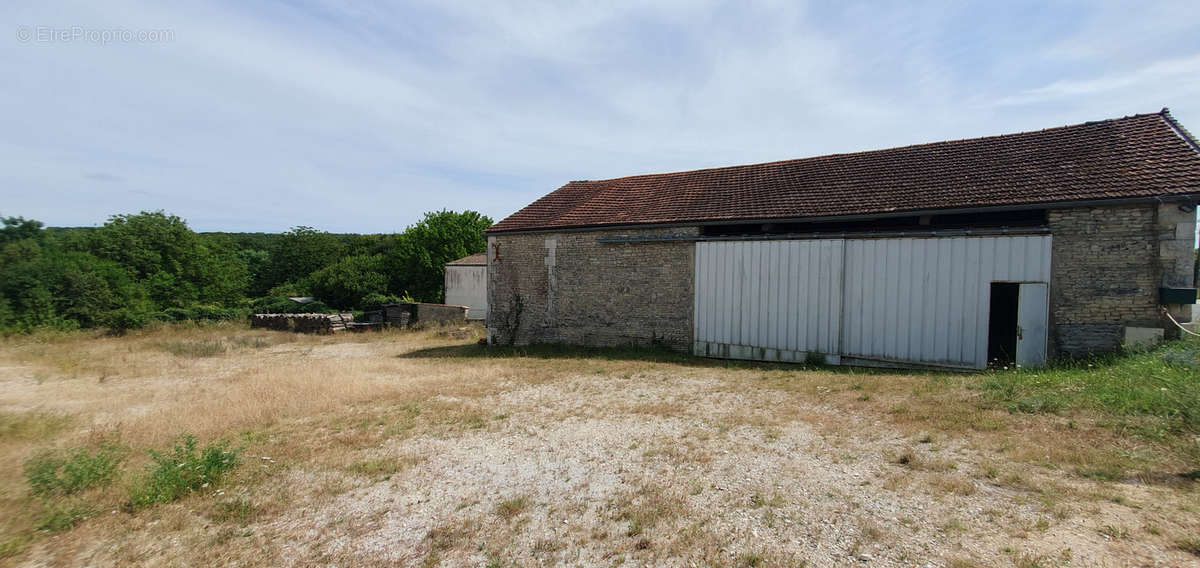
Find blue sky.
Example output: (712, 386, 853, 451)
(2, 1, 1199, 233)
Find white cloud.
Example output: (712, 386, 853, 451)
(993, 53, 1200, 107)
(1, 1, 1198, 232)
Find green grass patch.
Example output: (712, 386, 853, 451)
(977, 337, 1200, 435)
(0, 411, 73, 441)
(0, 534, 31, 559)
(24, 444, 123, 497)
(209, 497, 258, 524)
(127, 434, 241, 509)
(34, 499, 92, 532)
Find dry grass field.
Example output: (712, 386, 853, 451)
(0, 323, 1197, 567)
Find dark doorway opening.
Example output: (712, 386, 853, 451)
(988, 283, 1019, 367)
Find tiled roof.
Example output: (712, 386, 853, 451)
(488, 110, 1200, 233)
(446, 253, 487, 266)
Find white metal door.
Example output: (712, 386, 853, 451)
(841, 236, 1052, 368)
(1016, 282, 1049, 367)
(693, 235, 1052, 369)
(693, 240, 843, 363)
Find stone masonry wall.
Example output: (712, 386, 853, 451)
(1156, 201, 1198, 323)
(1048, 204, 1161, 355)
(487, 203, 1194, 359)
(486, 227, 697, 349)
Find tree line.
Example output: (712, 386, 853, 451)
(0, 210, 492, 333)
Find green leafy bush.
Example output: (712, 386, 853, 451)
(359, 293, 405, 308)
(104, 307, 152, 335)
(127, 434, 240, 508)
(186, 305, 244, 321)
(294, 300, 334, 314)
(249, 296, 333, 314)
(24, 444, 123, 498)
(306, 254, 388, 309)
(157, 305, 243, 322)
(158, 307, 192, 322)
(383, 210, 491, 303)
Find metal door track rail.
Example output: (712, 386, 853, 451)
(596, 226, 1051, 243)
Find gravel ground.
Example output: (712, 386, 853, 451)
(263, 371, 1196, 567)
(3, 331, 1196, 567)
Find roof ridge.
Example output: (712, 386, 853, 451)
(489, 109, 1200, 234)
(1160, 107, 1200, 156)
(584, 111, 1168, 185)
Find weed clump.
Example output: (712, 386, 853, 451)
(1175, 535, 1200, 557)
(127, 434, 240, 508)
(34, 499, 92, 532)
(24, 444, 123, 498)
(494, 496, 529, 520)
(157, 339, 227, 357)
(22, 444, 123, 534)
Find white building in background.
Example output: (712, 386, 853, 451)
(444, 253, 487, 320)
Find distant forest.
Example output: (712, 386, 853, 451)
(0, 210, 491, 332)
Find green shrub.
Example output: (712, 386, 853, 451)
(248, 296, 293, 314)
(159, 307, 191, 322)
(157, 305, 243, 323)
(296, 300, 333, 314)
(306, 254, 388, 309)
(187, 305, 243, 321)
(360, 293, 405, 309)
(127, 434, 240, 508)
(249, 296, 333, 314)
(104, 308, 151, 335)
(24, 444, 123, 498)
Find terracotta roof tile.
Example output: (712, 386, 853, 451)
(489, 110, 1200, 233)
(447, 253, 487, 266)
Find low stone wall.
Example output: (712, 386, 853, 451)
(365, 303, 467, 326)
(250, 313, 355, 333)
(363, 306, 411, 327)
(415, 303, 468, 325)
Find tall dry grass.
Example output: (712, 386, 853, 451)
(0, 323, 505, 449)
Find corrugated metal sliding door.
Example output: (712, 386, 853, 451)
(693, 235, 1052, 369)
(840, 235, 1051, 369)
(693, 240, 844, 363)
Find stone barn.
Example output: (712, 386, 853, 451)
(485, 110, 1200, 369)
(444, 253, 488, 320)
